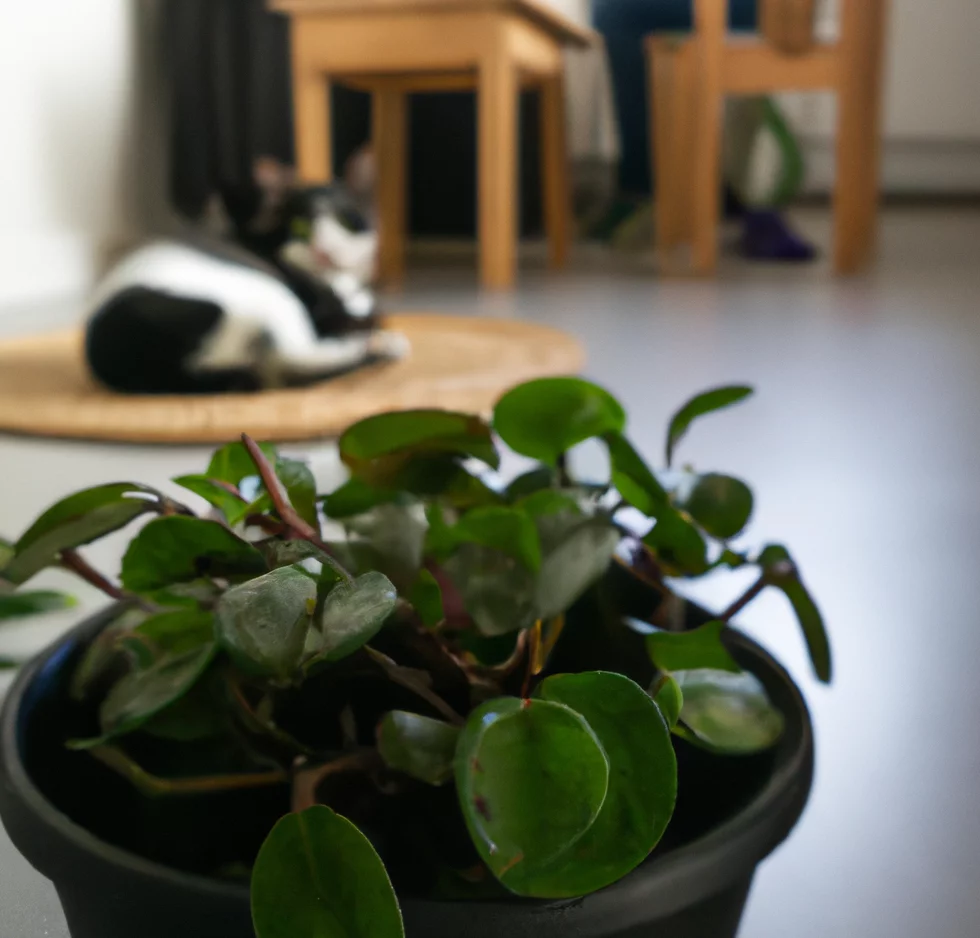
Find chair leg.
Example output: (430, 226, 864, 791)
(293, 71, 333, 184)
(540, 72, 571, 271)
(479, 50, 519, 289)
(372, 89, 408, 284)
(834, 0, 889, 273)
(691, 0, 727, 275)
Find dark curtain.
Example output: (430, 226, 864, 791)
(164, 1, 541, 235)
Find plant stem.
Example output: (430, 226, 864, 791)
(291, 750, 381, 813)
(59, 550, 127, 602)
(720, 575, 767, 623)
(364, 646, 464, 725)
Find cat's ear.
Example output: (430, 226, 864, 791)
(254, 157, 296, 197)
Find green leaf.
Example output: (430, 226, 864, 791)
(0, 535, 14, 570)
(674, 669, 784, 754)
(322, 477, 398, 520)
(677, 473, 754, 540)
(646, 621, 740, 674)
(0, 590, 76, 622)
(173, 475, 247, 521)
(409, 570, 443, 628)
(665, 385, 753, 467)
(643, 508, 708, 576)
(121, 517, 267, 592)
(535, 519, 620, 620)
(346, 503, 426, 590)
(216, 566, 316, 680)
(251, 805, 404, 938)
(759, 544, 831, 683)
(377, 711, 460, 785)
(207, 441, 278, 487)
(652, 674, 683, 727)
(6, 483, 163, 585)
(493, 378, 627, 466)
(313, 572, 397, 662)
(531, 672, 676, 897)
(505, 467, 555, 500)
(135, 609, 215, 656)
(340, 410, 498, 486)
(516, 490, 582, 519)
(455, 697, 610, 897)
(99, 643, 216, 739)
(605, 433, 668, 517)
(443, 544, 538, 636)
(142, 678, 226, 742)
(275, 458, 319, 529)
(452, 507, 542, 572)
(259, 539, 336, 571)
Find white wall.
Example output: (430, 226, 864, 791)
(0, 1, 137, 310)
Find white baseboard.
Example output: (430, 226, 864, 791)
(0, 231, 99, 312)
(802, 137, 980, 196)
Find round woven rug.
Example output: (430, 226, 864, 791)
(0, 314, 584, 444)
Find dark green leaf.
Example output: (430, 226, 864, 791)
(258, 539, 336, 571)
(6, 483, 162, 585)
(275, 458, 319, 529)
(677, 473, 754, 540)
(0, 658, 21, 671)
(377, 711, 460, 785)
(605, 433, 668, 517)
(493, 378, 626, 466)
(313, 572, 397, 662)
(0, 590, 76, 622)
(251, 805, 404, 938)
(216, 566, 316, 680)
(207, 441, 278, 487)
(535, 519, 619, 619)
(646, 621, 740, 673)
(142, 678, 226, 742)
(517, 490, 582, 519)
(665, 385, 754, 467)
(322, 477, 398, 519)
(455, 697, 610, 897)
(99, 643, 216, 739)
(0, 534, 16, 570)
(532, 671, 676, 897)
(443, 544, 538, 636)
(347, 503, 426, 590)
(674, 669, 784, 754)
(135, 609, 215, 656)
(452, 507, 542, 572)
(121, 517, 267, 592)
(409, 570, 444, 628)
(643, 508, 708, 576)
(759, 544, 831, 683)
(505, 467, 555, 500)
(652, 674, 683, 727)
(173, 475, 247, 521)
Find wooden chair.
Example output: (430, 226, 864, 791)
(271, 0, 595, 290)
(647, 0, 889, 275)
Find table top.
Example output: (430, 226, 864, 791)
(270, 0, 596, 48)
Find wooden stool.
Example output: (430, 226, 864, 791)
(271, 0, 594, 290)
(647, 0, 889, 275)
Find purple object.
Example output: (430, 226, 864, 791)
(740, 210, 817, 263)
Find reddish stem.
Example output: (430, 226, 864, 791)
(60, 549, 127, 602)
(720, 575, 767, 623)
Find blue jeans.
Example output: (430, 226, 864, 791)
(593, 0, 757, 194)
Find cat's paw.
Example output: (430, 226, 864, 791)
(369, 330, 411, 361)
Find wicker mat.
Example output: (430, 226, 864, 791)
(0, 314, 584, 444)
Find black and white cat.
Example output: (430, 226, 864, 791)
(85, 157, 408, 395)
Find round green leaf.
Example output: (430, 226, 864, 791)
(121, 517, 267, 592)
(455, 697, 610, 896)
(322, 477, 399, 519)
(494, 378, 627, 466)
(535, 519, 620, 620)
(173, 475, 247, 521)
(0, 590, 76, 622)
(275, 458, 319, 529)
(678, 473, 754, 540)
(605, 433, 668, 517)
(665, 385, 754, 467)
(531, 672, 676, 897)
(646, 621, 740, 673)
(252, 805, 404, 938)
(378, 711, 460, 785)
(674, 669, 785, 754)
(452, 507, 542, 572)
(207, 441, 278, 486)
(652, 674, 683, 728)
(216, 566, 316, 680)
(408, 570, 444, 628)
(135, 609, 215, 656)
(444, 544, 538, 636)
(99, 642, 216, 739)
(314, 571, 397, 662)
(505, 467, 556, 500)
(643, 508, 708, 576)
(7, 483, 163, 585)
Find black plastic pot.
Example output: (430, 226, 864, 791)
(0, 606, 814, 938)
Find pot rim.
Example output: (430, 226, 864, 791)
(0, 604, 814, 933)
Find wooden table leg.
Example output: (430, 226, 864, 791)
(540, 72, 570, 271)
(834, 0, 889, 274)
(373, 89, 408, 284)
(293, 71, 333, 184)
(479, 50, 519, 290)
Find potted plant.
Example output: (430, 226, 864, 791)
(0, 378, 828, 938)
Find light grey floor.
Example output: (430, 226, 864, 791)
(2, 207, 979, 937)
